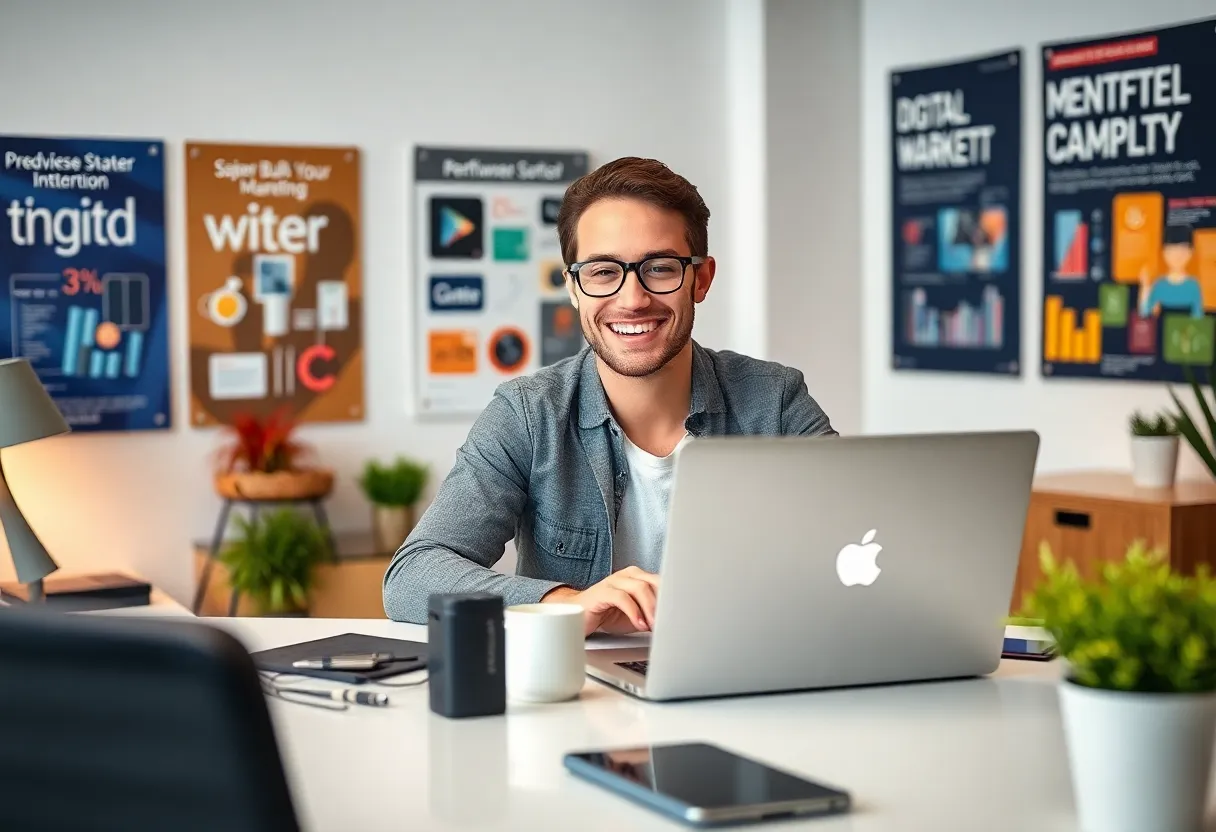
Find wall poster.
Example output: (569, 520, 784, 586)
(413, 145, 589, 417)
(1041, 17, 1216, 382)
(0, 135, 170, 431)
(185, 142, 364, 426)
(890, 49, 1022, 376)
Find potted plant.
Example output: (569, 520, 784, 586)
(219, 508, 330, 615)
(1019, 541, 1216, 832)
(1128, 409, 1179, 488)
(357, 456, 429, 552)
(1171, 365, 1216, 479)
(214, 408, 333, 501)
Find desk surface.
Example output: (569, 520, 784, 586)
(179, 615, 1144, 832)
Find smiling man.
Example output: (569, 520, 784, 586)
(383, 157, 836, 635)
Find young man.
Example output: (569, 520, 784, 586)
(383, 157, 836, 634)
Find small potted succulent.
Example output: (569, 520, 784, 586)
(358, 456, 429, 552)
(1019, 541, 1216, 832)
(214, 408, 333, 501)
(1128, 409, 1179, 488)
(219, 509, 330, 616)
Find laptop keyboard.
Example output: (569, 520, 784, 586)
(616, 660, 649, 676)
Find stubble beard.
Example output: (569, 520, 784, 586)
(583, 303, 694, 378)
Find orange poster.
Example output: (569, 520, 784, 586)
(184, 142, 363, 426)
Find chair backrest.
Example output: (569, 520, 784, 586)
(0, 608, 300, 832)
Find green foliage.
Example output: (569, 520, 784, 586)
(219, 509, 329, 614)
(1170, 366, 1216, 476)
(1018, 540, 1216, 693)
(1129, 409, 1178, 437)
(358, 457, 428, 506)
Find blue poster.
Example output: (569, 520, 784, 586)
(0, 136, 169, 431)
(1041, 17, 1216, 382)
(890, 50, 1022, 375)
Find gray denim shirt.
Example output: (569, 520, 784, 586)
(382, 341, 836, 623)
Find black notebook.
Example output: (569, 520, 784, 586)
(0, 572, 151, 611)
(250, 633, 428, 684)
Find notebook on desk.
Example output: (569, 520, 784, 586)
(250, 633, 428, 684)
(0, 572, 151, 610)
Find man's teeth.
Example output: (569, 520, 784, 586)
(610, 321, 659, 335)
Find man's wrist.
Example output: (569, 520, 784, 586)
(541, 585, 578, 603)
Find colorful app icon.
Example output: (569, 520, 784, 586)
(493, 227, 529, 261)
(428, 330, 478, 374)
(488, 326, 530, 373)
(429, 276, 484, 312)
(1099, 283, 1129, 327)
(430, 197, 483, 259)
(539, 260, 565, 293)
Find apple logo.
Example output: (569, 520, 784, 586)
(836, 529, 883, 586)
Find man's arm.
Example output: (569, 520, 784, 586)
(779, 368, 838, 436)
(382, 383, 562, 623)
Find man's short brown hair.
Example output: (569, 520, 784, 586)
(556, 157, 710, 264)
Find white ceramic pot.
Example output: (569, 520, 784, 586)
(1059, 679, 1216, 832)
(1130, 435, 1179, 489)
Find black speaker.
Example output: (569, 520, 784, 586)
(427, 592, 505, 718)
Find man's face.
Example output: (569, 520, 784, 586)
(1163, 242, 1193, 273)
(565, 198, 714, 377)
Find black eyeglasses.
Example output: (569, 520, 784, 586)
(567, 255, 704, 298)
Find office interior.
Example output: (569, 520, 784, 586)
(3, 0, 1216, 830)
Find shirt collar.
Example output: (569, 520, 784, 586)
(577, 340, 724, 430)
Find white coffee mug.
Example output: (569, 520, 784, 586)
(505, 603, 585, 703)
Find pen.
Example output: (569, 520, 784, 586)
(292, 652, 395, 670)
(279, 685, 390, 707)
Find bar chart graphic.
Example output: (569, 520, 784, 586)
(905, 285, 1003, 349)
(1043, 295, 1102, 364)
(61, 302, 145, 380)
(1054, 210, 1089, 279)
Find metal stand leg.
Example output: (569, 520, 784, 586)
(194, 499, 233, 614)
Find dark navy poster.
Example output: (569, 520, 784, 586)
(1041, 17, 1216, 383)
(0, 136, 169, 431)
(890, 50, 1022, 376)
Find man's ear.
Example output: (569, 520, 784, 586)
(693, 256, 716, 303)
(565, 271, 580, 309)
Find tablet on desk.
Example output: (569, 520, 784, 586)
(251, 633, 427, 683)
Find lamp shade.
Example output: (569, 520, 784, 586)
(0, 359, 70, 449)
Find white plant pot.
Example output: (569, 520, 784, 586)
(1130, 435, 1179, 488)
(1059, 679, 1216, 832)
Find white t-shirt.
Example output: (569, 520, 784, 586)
(611, 431, 693, 574)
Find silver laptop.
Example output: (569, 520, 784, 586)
(585, 431, 1040, 701)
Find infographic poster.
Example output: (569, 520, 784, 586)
(414, 145, 589, 416)
(185, 142, 364, 426)
(1041, 17, 1216, 382)
(0, 135, 170, 431)
(889, 50, 1022, 376)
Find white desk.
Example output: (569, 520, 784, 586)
(178, 616, 1110, 832)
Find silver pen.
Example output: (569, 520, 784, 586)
(292, 652, 395, 670)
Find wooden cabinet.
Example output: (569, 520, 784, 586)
(1011, 472, 1216, 612)
(194, 533, 393, 618)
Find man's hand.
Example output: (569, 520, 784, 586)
(541, 566, 660, 635)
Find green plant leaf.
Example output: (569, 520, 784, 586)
(218, 508, 327, 614)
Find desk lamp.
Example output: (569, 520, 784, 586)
(0, 358, 69, 602)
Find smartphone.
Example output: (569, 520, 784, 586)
(563, 741, 851, 826)
(1002, 636, 1056, 661)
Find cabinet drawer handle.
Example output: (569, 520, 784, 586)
(1054, 510, 1091, 529)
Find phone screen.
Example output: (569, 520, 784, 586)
(566, 742, 847, 810)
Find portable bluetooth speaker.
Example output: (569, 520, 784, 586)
(427, 592, 505, 718)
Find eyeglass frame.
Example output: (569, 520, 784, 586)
(565, 255, 705, 298)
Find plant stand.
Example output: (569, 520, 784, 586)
(192, 496, 336, 616)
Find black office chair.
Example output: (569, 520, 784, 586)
(0, 608, 300, 832)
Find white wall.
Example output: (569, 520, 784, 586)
(862, 0, 1216, 476)
(766, 0, 862, 433)
(0, 0, 741, 602)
